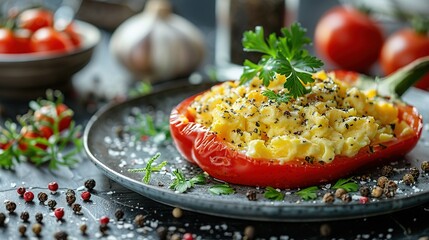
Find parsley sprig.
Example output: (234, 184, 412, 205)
(332, 177, 359, 192)
(264, 186, 285, 201)
(169, 169, 207, 193)
(208, 184, 235, 195)
(240, 23, 323, 102)
(296, 186, 318, 201)
(128, 153, 167, 184)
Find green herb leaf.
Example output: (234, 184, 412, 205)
(208, 184, 235, 195)
(262, 89, 290, 103)
(296, 186, 318, 201)
(240, 23, 323, 102)
(264, 186, 285, 201)
(169, 169, 205, 193)
(190, 174, 207, 185)
(331, 177, 359, 192)
(129, 113, 171, 143)
(128, 153, 167, 184)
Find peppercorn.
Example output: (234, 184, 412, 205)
(54, 208, 65, 220)
(47, 199, 57, 209)
(244, 225, 255, 240)
(81, 191, 91, 201)
(409, 167, 420, 180)
(322, 192, 335, 204)
(377, 176, 389, 188)
(156, 226, 167, 240)
(32, 223, 42, 236)
(35, 213, 43, 223)
(183, 233, 194, 240)
(100, 216, 109, 225)
(66, 194, 76, 205)
(23, 191, 34, 202)
(371, 186, 383, 198)
(18, 224, 27, 236)
(381, 165, 394, 177)
(172, 207, 183, 218)
(66, 189, 75, 196)
(171, 233, 181, 240)
(72, 203, 82, 214)
(5, 201, 16, 213)
(48, 182, 59, 194)
(84, 179, 96, 191)
(320, 223, 331, 237)
(53, 231, 68, 240)
(37, 192, 48, 203)
(341, 193, 352, 203)
(384, 180, 398, 198)
(246, 190, 257, 201)
(17, 186, 26, 196)
(359, 186, 370, 197)
(80, 223, 87, 235)
(134, 214, 145, 227)
(115, 209, 124, 220)
(20, 211, 30, 222)
(402, 173, 415, 186)
(99, 224, 108, 235)
(0, 212, 6, 226)
(334, 188, 347, 198)
(421, 161, 429, 173)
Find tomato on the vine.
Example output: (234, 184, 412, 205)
(0, 28, 21, 53)
(314, 6, 384, 73)
(34, 103, 73, 132)
(380, 28, 429, 90)
(31, 27, 74, 53)
(17, 8, 54, 32)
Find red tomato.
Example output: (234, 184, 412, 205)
(19, 127, 48, 151)
(169, 75, 422, 189)
(0, 28, 21, 53)
(31, 27, 74, 53)
(34, 103, 73, 132)
(64, 23, 82, 47)
(380, 28, 429, 90)
(17, 8, 54, 32)
(14, 29, 32, 53)
(314, 6, 384, 73)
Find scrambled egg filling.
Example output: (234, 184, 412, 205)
(188, 72, 413, 163)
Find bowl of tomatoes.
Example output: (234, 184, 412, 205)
(0, 6, 101, 99)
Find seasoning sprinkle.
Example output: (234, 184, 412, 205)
(5, 201, 16, 213)
(84, 179, 96, 191)
(115, 209, 124, 220)
(37, 192, 48, 203)
(72, 203, 82, 214)
(134, 214, 145, 227)
(47, 199, 57, 209)
(80, 224, 87, 235)
(35, 213, 43, 223)
(32, 223, 42, 236)
(20, 211, 30, 222)
(18, 224, 27, 236)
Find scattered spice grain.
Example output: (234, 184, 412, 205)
(47, 199, 57, 209)
(402, 173, 415, 185)
(172, 207, 183, 218)
(421, 161, 429, 173)
(319, 223, 331, 237)
(72, 203, 82, 214)
(115, 209, 124, 220)
(53, 230, 68, 240)
(341, 193, 352, 203)
(156, 226, 168, 240)
(377, 176, 389, 188)
(16, 186, 26, 196)
(5, 201, 16, 213)
(0, 212, 6, 226)
(18, 224, 27, 236)
(84, 179, 96, 191)
(66, 194, 76, 205)
(32, 223, 42, 236)
(35, 212, 43, 223)
(20, 211, 30, 222)
(384, 180, 398, 198)
(244, 225, 255, 240)
(134, 214, 145, 227)
(23, 191, 34, 202)
(246, 189, 257, 201)
(80, 223, 88, 235)
(371, 186, 383, 198)
(359, 186, 370, 197)
(37, 192, 48, 203)
(334, 188, 347, 198)
(409, 167, 420, 180)
(322, 192, 335, 204)
(381, 165, 394, 177)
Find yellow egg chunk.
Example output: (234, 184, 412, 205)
(189, 72, 414, 163)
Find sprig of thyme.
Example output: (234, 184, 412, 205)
(240, 23, 323, 103)
(128, 153, 167, 184)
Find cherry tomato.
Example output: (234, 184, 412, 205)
(17, 8, 54, 32)
(0, 28, 21, 53)
(314, 6, 384, 73)
(19, 127, 48, 151)
(380, 28, 429, 90)
(64, 23, 82, 47)
(34, 103, 73, 132)
(31, 27, 74, 53)
(13, 29, 32, 53)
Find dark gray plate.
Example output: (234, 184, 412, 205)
(83, 82, 429, 222)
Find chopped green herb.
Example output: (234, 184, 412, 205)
(296, 186, 318, 201)
(331, 177, 359, 192)
(208, 184, 235, 195)
(240, 23, 323, 103)
(264, 186, 285, 201)
(129, 113, 170, 143)
(128, 81, 153, 97)
(169, 170, 207, 193)
(128, 153, 167, 184)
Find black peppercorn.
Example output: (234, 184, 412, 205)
(115, 209, 124, 220)
(72, 203, 82, 214)
(66, 194, 76, 205)
(84, 179, 96, 191)
(80, 223, 87, 235)
(134, 214, 145, 227)
(32, 223, 42, 236)
(0, 212, 6, 226)
(322, 192, 335, 204)
(409, 167, 420, 180)
(18, 224, 26, 236)
(377, 176, 389, 188)
(246, 190, 257, 201)
(359, 186, 370, 197)
(156, 226, 167, 240)
(99, 224, 108, 235)
(384, 180, 398, 198)
(53, 231, 68, 240)
(5, 201, 16, 213)
(35, 213, 43, 223)
(381, 165, 394, 177)
(421, 161, 429, 173)
(37, 192, 48, 203)
(334, 188, 347, 198)
(66, 189, 75, 196)
(47, 199, 57, 209)
(341, 193, 352, 203)
(402, 173, 415, 186)
(20, 211, 30, 222)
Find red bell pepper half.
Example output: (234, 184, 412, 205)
(169, 59, 427, 189)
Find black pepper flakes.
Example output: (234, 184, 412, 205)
(47, 199, 57, 209)
(84, 179, 96, 191)
(115, 209, 124, 220)
(134, 214, 145, 227)
(54, 230, 68, 240)
(37, 192, 48, 203)
(359, 186, 370, 197)
(402, 173, 415, 186)
(246, 190, 257, 201)
(20, 211, 30, 222)
(5, 201, 16, 213)
(72, 203, 82, 214)
(35, 213, 43, 223)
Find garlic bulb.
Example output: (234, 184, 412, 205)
(110, 0, 205, 82)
